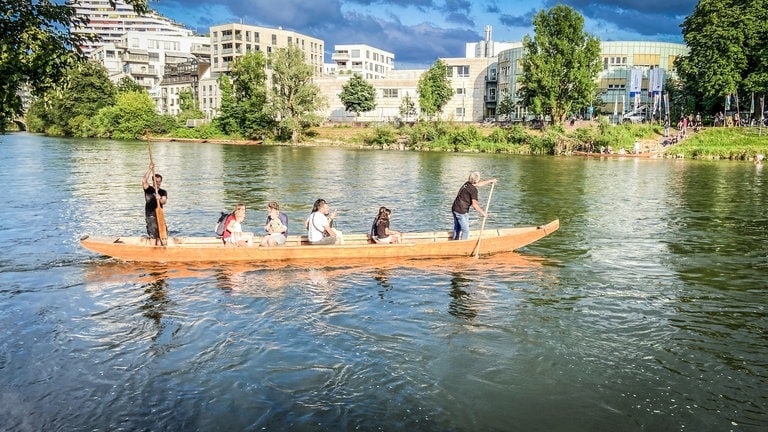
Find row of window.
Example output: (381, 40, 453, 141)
(447, 65, 470, 78)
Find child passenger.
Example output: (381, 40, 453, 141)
(372, 207, 401, 244)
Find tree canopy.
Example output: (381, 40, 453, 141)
(0, 0, 150, 131)
(417, 59, 452, 120)
(339, 74, 376, 118)
(267, 45, 327, 143)
(677, 0, 768, 104)
(518, 4, 601, 125)
(399, 93, 417, 123)
(228, 51, 271, 139)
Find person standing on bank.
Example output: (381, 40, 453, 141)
(142, 163, 167, 241)
(451, 172, 497, 240)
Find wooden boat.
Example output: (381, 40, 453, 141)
(571, 151, 661, 158)
(80, 219, 559, 263)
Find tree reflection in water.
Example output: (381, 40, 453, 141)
(449, 271, 478, 320)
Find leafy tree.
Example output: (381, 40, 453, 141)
(339, 73, 376, 119)
(179, 90, 196, 112)
(518, 4, 601, 125)
(229, 51, 271, 139)
(116, 76, 146, 94)
(399, 93, 417, 122)
(267, 45, 327, 143)
(176, 89, 205, 125)
(677, 0, 768, 103)
(417, 59, 452, 120)
(215, 74, 240, 136)
(46, 61, 116, 135)
(87, 90, 157, 139)
(496, 93, 515, 121)
(0, 0, 149, 132)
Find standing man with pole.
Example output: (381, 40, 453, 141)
(143, 142, 168, 245)
(451, 171, 497, 241)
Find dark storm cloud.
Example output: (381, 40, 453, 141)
(160, 0, 482, 67)
(498, 9, 537, 28)
(542, 0, 697, 38)
(316, 11, 478, 67)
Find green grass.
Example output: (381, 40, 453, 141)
(669, 127, 768, 160)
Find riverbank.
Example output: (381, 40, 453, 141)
(132, 121, 768, 161)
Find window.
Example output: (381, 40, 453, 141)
(456, 88, 465, 96)
(272, 34, 277, 45)
(456, 66, 469, 77)
(456, 107, 465, 116)
(383, 89, 398, 98)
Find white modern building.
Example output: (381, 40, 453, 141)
(315, 57, 489, 123)
(90, 31, 211, 113)
(71, 0, 194, 55)
(330, 44, 395, 79)
(465, 26, 521, 58)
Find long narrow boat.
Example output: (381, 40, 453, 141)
(80, 219, 559, 263)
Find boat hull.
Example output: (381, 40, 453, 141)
(80, 220, 559, 263)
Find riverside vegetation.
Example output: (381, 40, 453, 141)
(301, 118, 768, 161)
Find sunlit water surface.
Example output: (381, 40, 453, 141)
(0, 134, 766, 431)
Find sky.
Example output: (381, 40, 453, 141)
(153, 0, 698, 69)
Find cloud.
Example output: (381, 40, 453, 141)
(541, 0, 696, 39)
(154, 0, 694, 67)
(498, 9, 537, 28)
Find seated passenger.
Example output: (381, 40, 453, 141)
(372, 207, 401, 244)
(222, 203, 255, 247)
(305, 198, 344, 245)
(260, 201, 288, 246)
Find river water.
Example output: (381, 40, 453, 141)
(0, 133, 766, 431)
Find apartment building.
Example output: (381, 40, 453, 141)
(315, 57, 488, 123)
(330, 44, 395, 79)
(197, 23, 325, 119)
(71, 0, 193, 55)
(209, 23, 325, 75)
(90, 31, 211, 113)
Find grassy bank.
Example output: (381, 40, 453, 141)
(303, 121, 767, 161)
(665, 127, 768, 160)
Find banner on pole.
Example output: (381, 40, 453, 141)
(629, 68, 643, 97)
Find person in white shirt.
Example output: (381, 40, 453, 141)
(305, 199, 343, 245)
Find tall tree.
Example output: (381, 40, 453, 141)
(228, 51, 271, 139)
(496, 93, 515, 121)
(339, 73, 376, 120)
(677, 0, 768, 102)
(518, 5, 601, 125)
(417, 59, 452, 120)
(47, 61, 117, 136)
(267, 45, 327, 144)
(0, 0, 149, 132)
(399, 93, 417, 122)
(215, 74, 240, 136)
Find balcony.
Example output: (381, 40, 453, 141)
(128, 65, 157, 76)
(332, 51, 350, 61)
